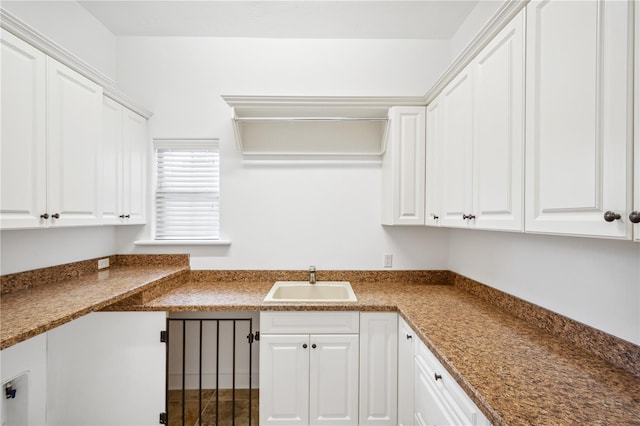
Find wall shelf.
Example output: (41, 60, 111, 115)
(222, 95, 424, 157)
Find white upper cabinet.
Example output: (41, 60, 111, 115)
(0, 30, 47, 229)
(0, 30, 103, 229)
(47, 58, 103, 227)
(472, 10, 524, 231)
(438, 65, 474, 228)
(381, 106, 426, 225)
(425, 97, 442, 226)
(436, 9, 525, 231)
(525, 0, 633, 239)
(103, 97, 147, 225)
(633, 2, 640, 242)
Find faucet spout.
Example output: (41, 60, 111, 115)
(309, 266, 316, 284)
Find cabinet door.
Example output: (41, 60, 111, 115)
(260, 334, 310, 425)
(122, 108, 147, 224)
(46, 58, 103, 227)
(414, 358, 458, 426)
(634, 1, 640, 242)
(397, 317, 415, 426)
(46, 312, 166, 425)
(102, 97, 122, 225)
(472, 9, 524, 231)
(309, 334, 359, 425)
(0, 30, 47, 229)
(425, 98, 442, 227)
(439, 66, 474, 228)
(525, 0, 632, 238)
(359, 312, 398, 425)
(381, 107, 426, 225)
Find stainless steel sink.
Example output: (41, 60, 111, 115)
(264, 281, 357, 303)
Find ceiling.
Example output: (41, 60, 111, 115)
(77, 1, 480, 39)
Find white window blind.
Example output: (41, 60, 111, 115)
(154, 139, 220, 240)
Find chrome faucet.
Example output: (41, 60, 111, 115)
(309, 265, 316, 284)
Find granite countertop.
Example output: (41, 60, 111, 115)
(1, 263, 638, 425)
(138, 278, 640, 426)
(0, 259, 189, 350)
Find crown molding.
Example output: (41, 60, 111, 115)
(423, 0, 529, 104)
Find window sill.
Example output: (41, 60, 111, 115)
(134, 240, 232, 246)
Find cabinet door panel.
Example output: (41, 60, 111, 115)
(359, 313, 397, 425)
(425, 98, 442, 227)
(634, 1, 640, 242)
(440, 68, 474, 228)
(414, 359, 458, 426)
(309, 334, 359, 425)
(46, 312, 166, 425)
(397, 318, 415, 426)
(102, 97, 122, 224)
(260, 334, 310, 425)
(525, 0, 632, 238)
(47, 58, 103, 226)
(0, 30, 47, 229)
(122, 109, 147, 224)
(473, 10, 524, 231)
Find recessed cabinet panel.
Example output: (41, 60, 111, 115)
(425, 98, 442, 227)
(309, 335, 359, 425)
(525, 0, 632, 238)
(47, 58, 103, 227)
(102, 97, 122, 224)
(0, 30, 47, 229)
(381, 106, 426, 225)
(472, 11, 524, 231)
(122, 109, 147, 224)
(439, 69, 474, 228)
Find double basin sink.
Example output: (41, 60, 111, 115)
(264, 281, 357, 303)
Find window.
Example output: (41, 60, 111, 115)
(154, 139, 220, 240)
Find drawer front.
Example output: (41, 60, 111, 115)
(415, 340, 481, 425)
(260, 311, 359, 334)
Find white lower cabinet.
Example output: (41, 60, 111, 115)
(397, 317, 415, 426)
(260, 312, 359, 425)
(46, 312, 166, 426)
(359, 312, 398, 425)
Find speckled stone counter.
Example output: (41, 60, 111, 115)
(127, 271, 640, 426)
(1, 264, 638, 425)
(0, 255, 189, 350)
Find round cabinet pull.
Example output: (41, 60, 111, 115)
(432, 215, 439, 220)
(434, 373, 442, 381)
(51, 213, 60, 219)
(629, 211, 640, 224)
(124, 214, 131, 219)
(302, 343, 308, 349)
(406, 334, 412, 340)
(603, 211, 621, 222)
(40, 213, 49, 219)
(311, 344, 317, 349)
(119, 214, 125, 219)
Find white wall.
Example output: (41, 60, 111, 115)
(114, 37, 452, 271)
(448, 229, 640, 345)
(449, 0, 504, 60)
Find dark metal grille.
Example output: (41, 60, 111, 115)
(166, 318, 256, 426)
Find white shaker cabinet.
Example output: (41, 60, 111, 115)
(525, 0, 633, 239)
(438, 65, 474, 228)
(260, 312, 359, 426)
(359, 312, 398, 425)
(0, 31, 103, 229)
(0, 30, 47, 229)
(397, 317, 415, 426)
(425, 98, 442, 227)
(381, 107, 426, 225)
(46, 312, 166, 426)
(471, 10, 524, 231)
(633, 1, 640, 241)
(103, 97, 147, 225)
(435, 9, 525, 231)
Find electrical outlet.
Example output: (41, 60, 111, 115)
(383, 254, 393, 268)
(98, 258, 110, 269)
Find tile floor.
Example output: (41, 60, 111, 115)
(168, 388, 259, 426)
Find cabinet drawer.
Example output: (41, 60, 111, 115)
(415, 340, 483, 425)
(260, 311, 359, 334)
